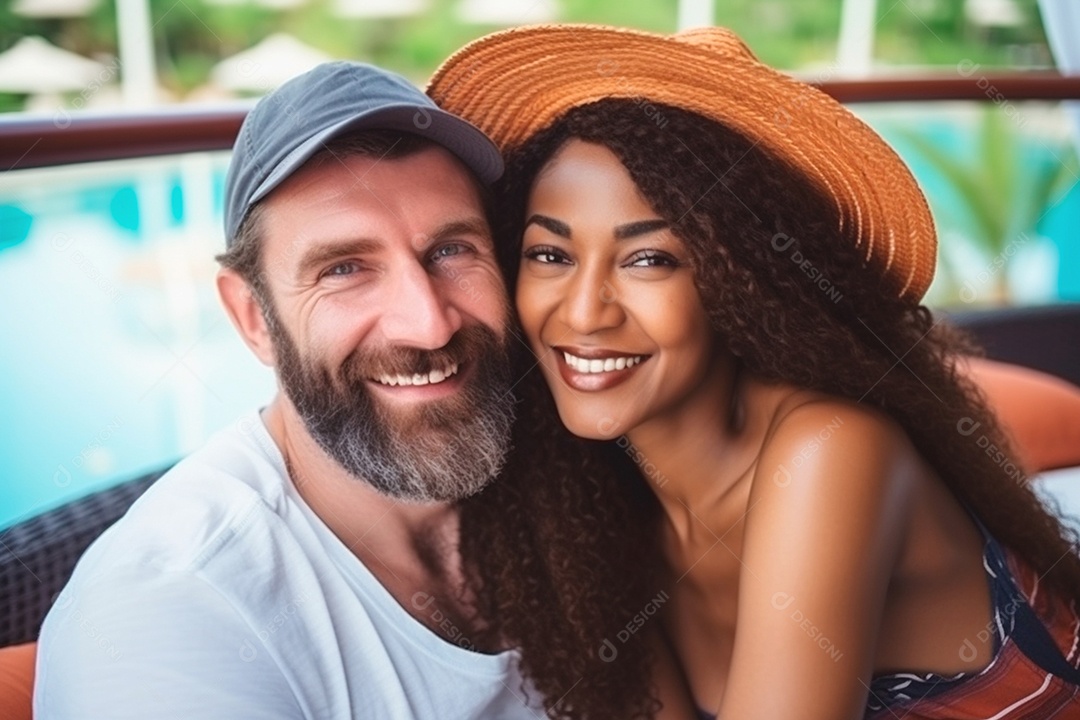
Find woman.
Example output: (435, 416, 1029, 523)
(431, 26, 1080, 720)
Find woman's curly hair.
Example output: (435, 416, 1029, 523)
(458, 99, 1080, 719)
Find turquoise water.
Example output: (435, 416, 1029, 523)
(856, 104, 1080, 306)
(1, 106, 1078, 530)
(0, 153, 275, 529)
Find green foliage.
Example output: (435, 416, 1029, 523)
(0, 91, 25, 112)
(873, 0, 1050, 67)
(560, 0, 675, 32)
(0, 0, 1059, 100)
(711, 0, 842, 68)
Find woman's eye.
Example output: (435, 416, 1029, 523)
(523, 246, 569, 264)
(626, 250, 678, 268)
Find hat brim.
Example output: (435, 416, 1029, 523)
(428, 24, 936, 302)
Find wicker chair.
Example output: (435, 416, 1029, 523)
(0, 466, 172, 647)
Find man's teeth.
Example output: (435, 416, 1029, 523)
(562, 352, 644, 374)
(374, 363, 459, 387)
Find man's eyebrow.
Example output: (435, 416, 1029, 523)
(524, 214, 571, 238)
(613, 219, 669, 239)
(424, 217, 492, 244)
(296, 238, 381, 278)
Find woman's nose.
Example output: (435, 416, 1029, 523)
(558, 266, 626, 335)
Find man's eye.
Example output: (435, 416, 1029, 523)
(323, 262, 359, 277)
(523, 246, 569, 264)
(431, 242, 473, 261)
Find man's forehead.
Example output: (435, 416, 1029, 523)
(262, 150, 489, 246)
(291, 142, 480, 194)
(270, 147, 482, 216)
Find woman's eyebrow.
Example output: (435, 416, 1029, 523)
(524, 215, 669, 240)
(524, 214, 571, 238)
(614, 219, 669, 239)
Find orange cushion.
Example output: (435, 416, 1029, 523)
(0, 642, 35, 720)
(963, 357, 1080, 473)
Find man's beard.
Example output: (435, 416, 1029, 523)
(266, 306, 516, 503)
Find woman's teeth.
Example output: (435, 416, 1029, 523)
(562, 352, 644, 374)
(374, 363, 459, 387)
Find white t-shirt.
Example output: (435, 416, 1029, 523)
(34, 410, 544, 720)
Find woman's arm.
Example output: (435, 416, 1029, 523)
(716, 400, 914, 720)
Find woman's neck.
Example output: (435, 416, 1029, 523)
(623, 358, 791, 538)
(624, 356, 744, 516)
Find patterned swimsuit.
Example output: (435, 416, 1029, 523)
(697, 521, 1080, 719)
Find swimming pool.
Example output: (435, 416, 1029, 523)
(0, 152, 275, 529)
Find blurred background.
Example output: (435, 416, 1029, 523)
(1, 0, 1078, 529)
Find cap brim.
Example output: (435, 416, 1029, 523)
(249, 103, 503, 208)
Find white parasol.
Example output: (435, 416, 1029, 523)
(210, 34, 333, 94)
(0, 36, 112, 94)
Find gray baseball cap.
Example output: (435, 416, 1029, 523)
(223, 60, 504, 246)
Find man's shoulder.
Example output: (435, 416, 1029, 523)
(80, 411, 292, 576)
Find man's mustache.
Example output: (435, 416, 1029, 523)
(339, 324, 501, 383)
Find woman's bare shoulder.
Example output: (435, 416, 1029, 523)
(749, 391, 921, 514)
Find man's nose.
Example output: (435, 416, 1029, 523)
(558, 265, 626, 335)
(379, 258, 463, 350)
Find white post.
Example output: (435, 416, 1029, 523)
(1037, 0, 1080, 154)
(837, 0, 878, 77)
(115, 0, 157, 106)
(676, 0, 714, 31)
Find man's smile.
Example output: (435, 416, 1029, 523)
(372, 361, 461, 387)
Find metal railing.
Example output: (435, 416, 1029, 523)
(2, 73, 1079, 171)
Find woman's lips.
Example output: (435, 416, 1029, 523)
(553, 347, 649, 392)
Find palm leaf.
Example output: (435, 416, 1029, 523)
(898, 123, 1004, 255)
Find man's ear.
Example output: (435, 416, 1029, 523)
(217, 268, 276, 367)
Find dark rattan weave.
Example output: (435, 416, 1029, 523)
(0, 466, 172, 647)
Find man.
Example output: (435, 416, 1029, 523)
(34, 61, 543, 719)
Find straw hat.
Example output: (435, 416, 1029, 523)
(428, 24, 937, 302)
